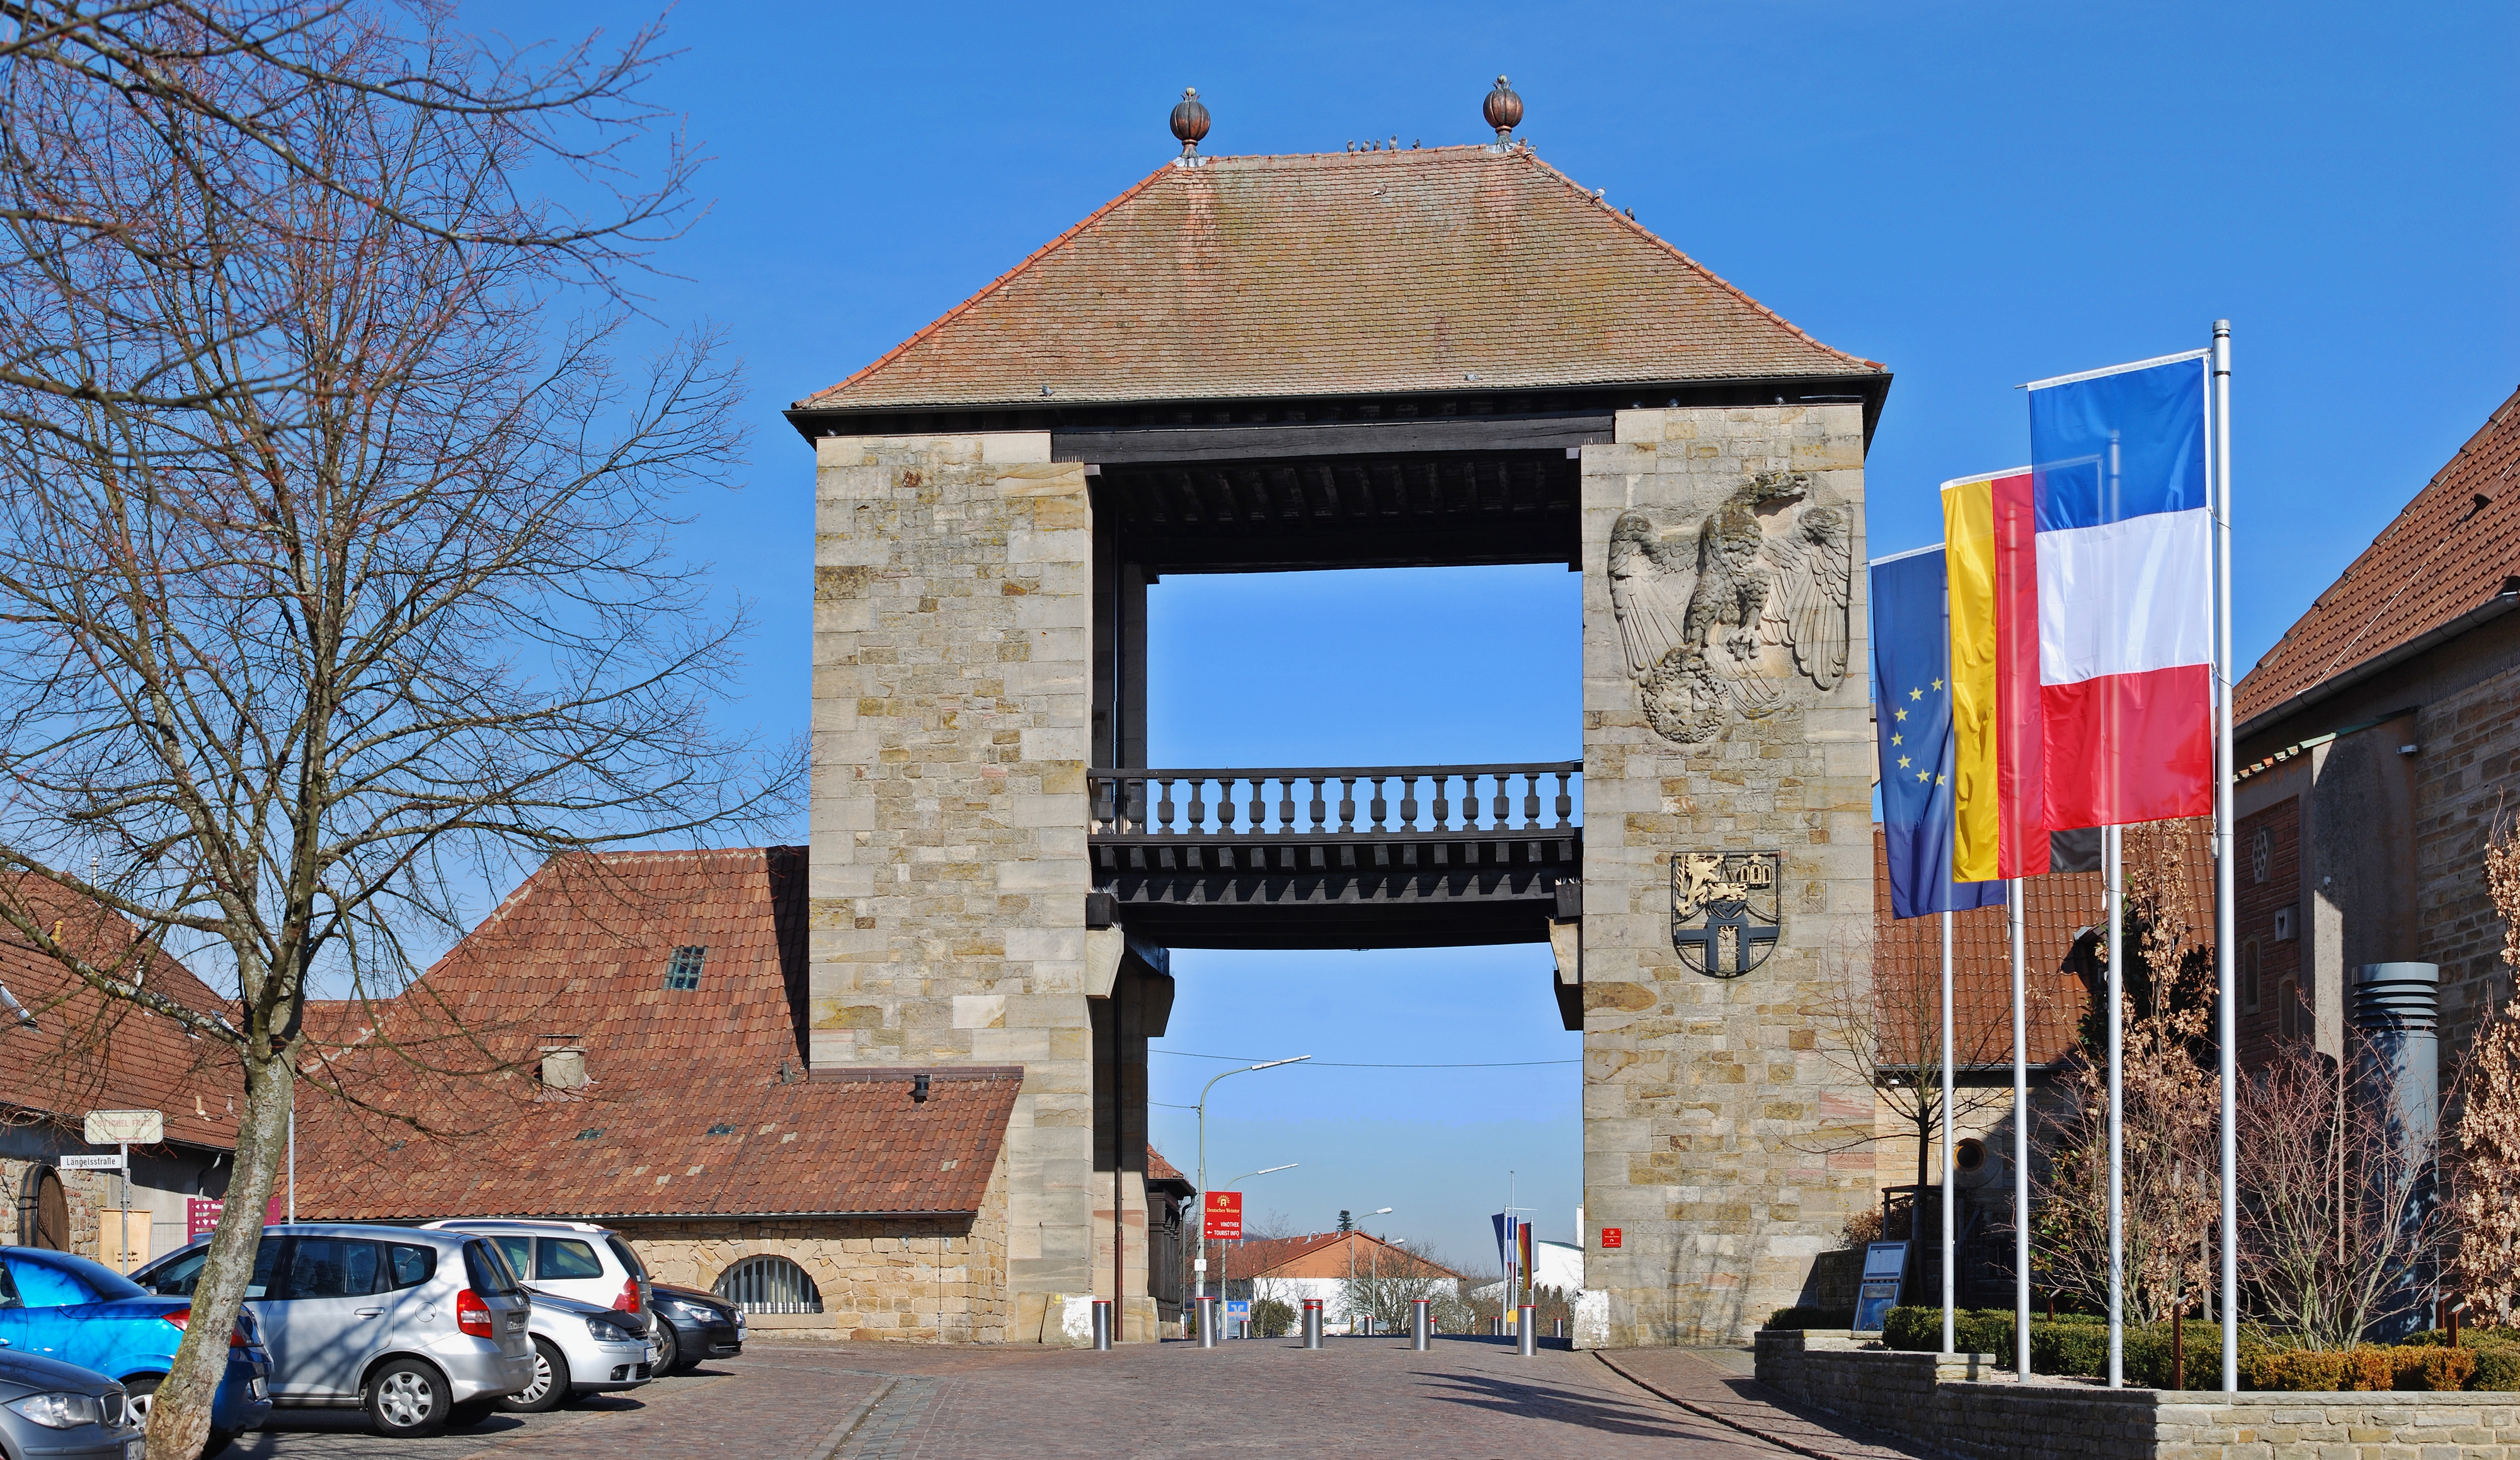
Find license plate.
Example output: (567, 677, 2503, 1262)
(249, 1377, 266, 1401)
(125, 1440, 146, 1460)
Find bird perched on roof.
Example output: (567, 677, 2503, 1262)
(1608, 471, 1852, 743)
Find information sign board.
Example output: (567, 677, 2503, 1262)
(186, 1197, 286, 1240)
(1224, 1299, 1250, 1335)
(1853, 1241, 1910, 1332)
(84, 1109, 162, 1145)
(1599, 1226, 1623, 1249)
(1203, 1190, 1243, 1241)
(58, 1153, 125, 1171)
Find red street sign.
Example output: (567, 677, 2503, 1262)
(1600, 1226, 1623, 1250)
(1203, 1190, 1243, 1241)
(187, 1197, 285, 1240)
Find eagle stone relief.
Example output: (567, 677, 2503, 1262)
(1608, 471, 1853, 744)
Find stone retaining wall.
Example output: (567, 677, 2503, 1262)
(1755, 1330, 2520, 1459)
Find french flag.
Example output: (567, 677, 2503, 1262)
(1945, 351, 2214, 880)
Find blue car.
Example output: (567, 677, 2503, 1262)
(0, 1246, 272, 1447)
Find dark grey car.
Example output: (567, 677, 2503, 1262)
(0, 1349, 143, 1460)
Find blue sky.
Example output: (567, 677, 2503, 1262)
(488, 0, 2515, 1269)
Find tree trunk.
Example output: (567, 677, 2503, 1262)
(151, 1049, 290, 1459)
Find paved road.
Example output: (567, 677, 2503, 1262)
(225, 1337, 1901, 1460)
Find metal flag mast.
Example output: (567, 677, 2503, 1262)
(2012, 875, 2030, 1381)
(2106, 823, 2124, 1389)
(2212, 319, 2238, 1391)
(1941, 907, 1956, 1355)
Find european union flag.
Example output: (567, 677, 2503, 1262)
(1870, 546, 2007, 920)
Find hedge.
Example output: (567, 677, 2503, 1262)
(1870, 1306, 2509, 1390)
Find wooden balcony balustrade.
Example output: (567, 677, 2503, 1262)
(1085, 763, 1581, 951)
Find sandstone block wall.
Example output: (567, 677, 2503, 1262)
(2422, 649, 2520, 1056)
(1757, 1330, 2520, 1459)
(810, 430, 1108, 1301)
(1576, 404, 1877, 1345)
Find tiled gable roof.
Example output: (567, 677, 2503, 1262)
(1147, 1144, 1186, 1183)
(798, 146, 1881, 413)
(0, 877, 242, 1152)
(2237, 387, 2520, 729)
(289, 848, 1017, 1221)
(1220, 1229, 1464, 1282)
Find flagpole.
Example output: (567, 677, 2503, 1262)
(2105, 824, 2125, 1389)
(1941, 906, 1956, 1356)
(2211, 319, 2238, 1391)
(2012, 875, 2030, 1381)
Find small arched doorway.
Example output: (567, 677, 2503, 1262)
(16, 1165, 68, 1250)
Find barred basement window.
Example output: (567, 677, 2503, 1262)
(714, 1255, 822, 1315)
(663, 945, 706, 991)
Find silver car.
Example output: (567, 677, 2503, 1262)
(497, 1287, 653, 1413)
(133, 1223, 534, 1439)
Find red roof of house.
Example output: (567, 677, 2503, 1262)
(796, 146, 1881, 414)
(2237, 386, 2520, 729)
(1147, 1145, 1186, 1183)
(0, 878, 242, 1151)
(289, 848, 1018, 1221)
(1221, 1229, 1465, 1282)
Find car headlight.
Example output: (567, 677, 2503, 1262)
(586, 1316, 641, 1343)
(9, 1391, 106, 1429)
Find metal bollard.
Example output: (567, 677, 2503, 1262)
(1092, 1298, 1113, 1350)
(1301, 1298, 1324, 1349)
(1410, 1297, 1431, 1351)
(1196, 1296, 1220, 1349)
(1516, 1304, 1537, 1355)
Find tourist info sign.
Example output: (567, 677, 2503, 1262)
(1204, 1191, 1243, 1241)
(85, 1109, 163, 1145)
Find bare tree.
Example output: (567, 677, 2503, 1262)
(1336, 1238, 1462, 1334)
(1807, 941, 2017, 1243)
(0, 6, 789, 1454)
(2451, 813, 2520, 1320)
(2239, 1032, 2445, 1349)
(2033, 823, 2219, 1325)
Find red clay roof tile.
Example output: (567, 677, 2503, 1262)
(798, 146, 1881, 413)
(289, 848, 1017, 1221)
(2238, 387, 2520, 727)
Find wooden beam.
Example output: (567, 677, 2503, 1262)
(1051, 414, 1613, 464)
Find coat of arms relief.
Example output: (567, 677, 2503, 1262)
(1608, 470, 1853, 744)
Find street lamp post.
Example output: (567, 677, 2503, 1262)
(1194, 1056, 1311, 1313)
(1345, 1206, 1392, 1333)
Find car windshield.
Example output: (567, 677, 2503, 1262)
(604, 1235, 649, 1280)
(3, 1248, 147, 1306)
(464, 1239, 524, 1296)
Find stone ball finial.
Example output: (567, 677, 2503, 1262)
(1484, 76, 1523, 140)
(1171, 88, 1211, 157)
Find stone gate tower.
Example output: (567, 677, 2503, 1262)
(788, 109, 1886, 1344)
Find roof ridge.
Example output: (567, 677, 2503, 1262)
(797, 162, 1181, 410)
(1518, 150, 1884, 374)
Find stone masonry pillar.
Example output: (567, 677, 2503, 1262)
(1574, 405, 1879, 1346)
(809, 430, 1104, 1318)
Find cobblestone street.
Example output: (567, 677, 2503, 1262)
(224, 1338, 1927, 1460)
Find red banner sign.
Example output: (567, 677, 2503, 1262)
(187, 1197, 285, 1240)
(1203, 1190, 1243, 1241)
(1600, 1226, 1623, 1250)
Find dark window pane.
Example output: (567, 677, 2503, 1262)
(386, 1245, 437, 1291)
(488, 1236, 532, 1284)
(539, 1239, 604, 1280)
(280, 1238, 381, 1299)
(146, 1250, 208, 1297)
(0, 1262, 20, 1308)
(246, 1237, 285, 1299)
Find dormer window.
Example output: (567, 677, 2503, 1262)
(663, 945, 706, 990)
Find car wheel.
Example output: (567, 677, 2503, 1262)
(652, 1318, 685, 1374)
(364, 1358, 450, 1439)
(121, 1374, 161, 1432)
(498, 1337, 570, 1413)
